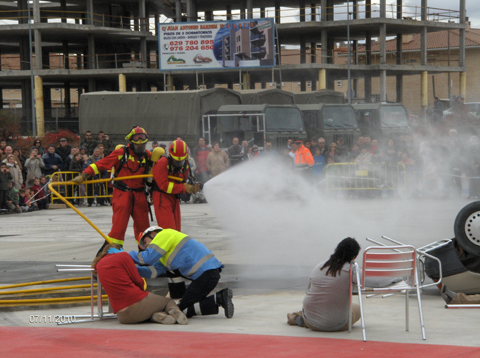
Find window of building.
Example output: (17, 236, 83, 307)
(337, 80, 343, 88)
(307, 81, 312, 88)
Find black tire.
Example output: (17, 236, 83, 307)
(454, 201, 480, 257)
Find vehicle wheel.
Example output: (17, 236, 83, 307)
(454, 201, 480, 257)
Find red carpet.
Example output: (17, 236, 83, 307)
(1, 326, 479, 358)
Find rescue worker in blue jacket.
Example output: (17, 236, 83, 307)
(129, 226, 234, 318)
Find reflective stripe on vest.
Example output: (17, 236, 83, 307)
(150, 230, 190, 269)
(186, 253, 214, 278)
(148, 265, 158, 279)
(91, 163, 100, 175)
(166, 182, 175, 194)
(107, 236, 123, 245)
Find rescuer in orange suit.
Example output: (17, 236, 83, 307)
(294, 139, 314, 169)
(151, 140, 200, 231)
(71, 126, 152, 253)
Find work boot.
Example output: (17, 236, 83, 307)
(441, 285, 456, 304)
(151, 312, 176, 325)
(168, 308, 188, 325)
(216, 288, 234, 318)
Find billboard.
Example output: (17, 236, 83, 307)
(158, 19, 275, 71)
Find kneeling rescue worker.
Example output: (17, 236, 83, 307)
(130, 226, 234, 319)
(151, 139, 200, 231)
(71, 126, 152, 253)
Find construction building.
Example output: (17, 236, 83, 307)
(0, 0, 468, 134)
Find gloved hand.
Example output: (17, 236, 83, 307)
(192, 183, 201, 194)
(142, 278, 147, 291)
(70, 172, 91, 184)
(107, 247, 124, 254)
(184, 183, 195, 194)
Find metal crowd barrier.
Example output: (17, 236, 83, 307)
(50, 171, 112, 204)
(325, 162, 406, 193)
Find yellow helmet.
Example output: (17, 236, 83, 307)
(125, 126, 148, 144)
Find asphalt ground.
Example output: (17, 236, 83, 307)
(1, 198, 480, 356)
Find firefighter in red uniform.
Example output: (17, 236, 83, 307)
(151, 140, 200, 231)
(71, 126, 152, 253)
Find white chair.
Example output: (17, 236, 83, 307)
(353, 245, 426, 341)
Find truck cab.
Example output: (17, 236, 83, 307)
(352, 103, 410, 142)
(203, 104, 306, 149)
(298, 104, 359, 148)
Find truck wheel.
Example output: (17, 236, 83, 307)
(454, 201, 480, 257)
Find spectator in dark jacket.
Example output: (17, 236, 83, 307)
(42, 145, 63, 176)
(80, 131, 98, 156)
(0, 162, 13, 211)
(55, 138, 72, 170)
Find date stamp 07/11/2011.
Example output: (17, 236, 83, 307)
(29, 315, 76, 324)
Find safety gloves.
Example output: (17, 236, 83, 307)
(71, 172, 91, 184)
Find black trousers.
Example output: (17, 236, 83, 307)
(177, 268, 220, 317)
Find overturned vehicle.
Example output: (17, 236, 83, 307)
(423, 202, 480, 294)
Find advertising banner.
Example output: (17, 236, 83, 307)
(158, 19, 275, 71)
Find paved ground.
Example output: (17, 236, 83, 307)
(1, 198, 480, 356)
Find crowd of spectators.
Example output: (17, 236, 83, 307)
(0, 132, 115, 214)
(2, 125, 478, 213)
(189, 130, 479, 200)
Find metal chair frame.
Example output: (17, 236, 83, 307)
(354, 245, 426, 341)
(55, 265, 116, 325)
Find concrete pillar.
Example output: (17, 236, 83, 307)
(460, 72, 466, 99)
(242, 73, 250, 90)
(226, 5, 232, 20)
(139, 0, 146, 31)
(319, 69, 326, 89)
(311, 43, 316, 63)
(459, 0, 466, 67)
(364, 74, 372, 103)
(88, 79, 96, 92)
(321, 29, 327, 64)
(21, 81, 33, 126)
(86, 0, 93, 25)
(300, 0, 306, 22)
(379, 24, 386, 64)
(352, 0, 358, 19)
(34, 76, 44, 136)
(396, 75, 403, 103)
(311, 4, 316, 21)
(205, 11, 213, 21)
(365, 34, 371, 65)
(88, 34, 95, 69)
(247, 0, 253, 18)
(380, 0, 386, 18)
(421, 71, 428, 112)
(60, 0, 67, 23)
(187, 0, 195, 22)
(300, 36, 306, 64)
(64, 81, 71, 116)
(119, 74, 127, 92)
(420, 27, 427, 66)
(166, 75, 174, 91)
(380, 70, 387, 102)
(326, 0, 334, 21)
(365, 0, 371, 19)
(321, 0, 327, 21)
(175, 0, 182, 22)
(240, 1, 246, 19)
(154, 13, 159, 34)
(33, 0, 42, 71)
(275, 1, 281, 24)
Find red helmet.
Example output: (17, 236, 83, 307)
(125, 126, 148, 144)
(169, 140, 188, 163)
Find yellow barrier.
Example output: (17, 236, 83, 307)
(50, 171, 113, 204)
(48, 174, 152, 243)
(325, 162, 406, 194)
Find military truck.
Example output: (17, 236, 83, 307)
(298, 104, 359, 148)
(352, 103, 410, 142)
(294, 89, 345, 105)
(239, 88, 296, 105)
(79, 88, 243, 148)
(203, 104, 306, 149)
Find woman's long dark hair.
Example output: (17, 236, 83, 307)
(91, 244, 123, 269)
(320, 237, 360, 277)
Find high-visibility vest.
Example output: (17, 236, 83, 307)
(295, 145, 314, 166)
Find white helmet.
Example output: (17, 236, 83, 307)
(137, 226, 163, 250)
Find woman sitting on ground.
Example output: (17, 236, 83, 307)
(287, 237, 361, 331)
(92, 243, 188, 325)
